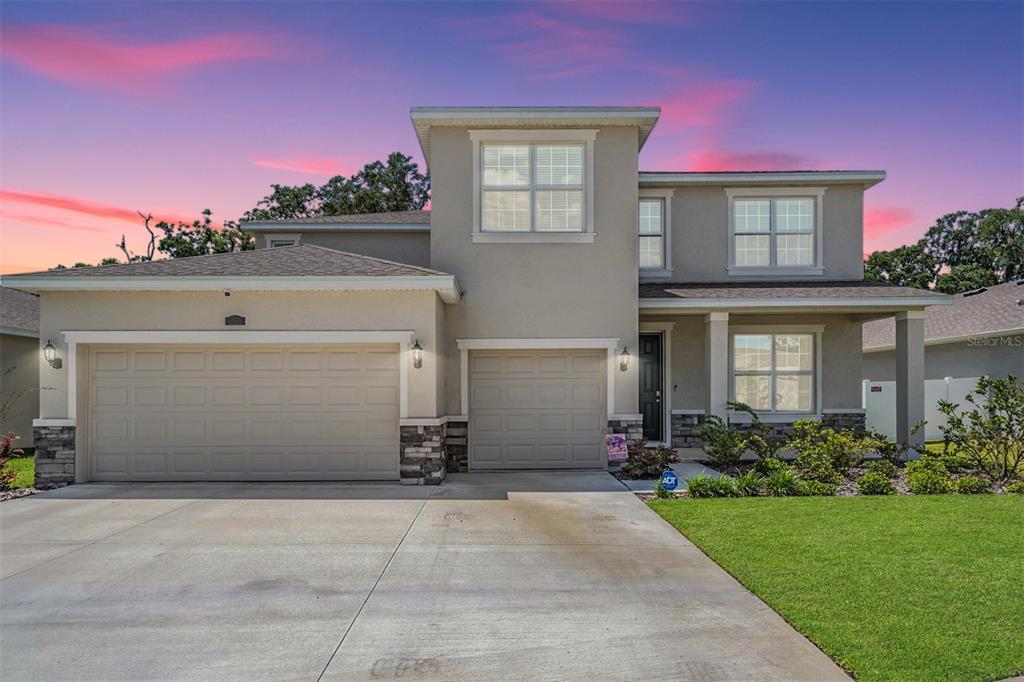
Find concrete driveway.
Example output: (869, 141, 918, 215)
(0, 473, 846, 681)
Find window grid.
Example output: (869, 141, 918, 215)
(639, 198, 665, 269)
(481, 144, 585, 233)
(733, 333, 815, 413)
(733, 198, 815, 268)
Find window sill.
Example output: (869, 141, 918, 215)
(472, 232, 595, 244)
(727, 266, 825, 276)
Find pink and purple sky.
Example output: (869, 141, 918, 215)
(1, 0, 1020, 273)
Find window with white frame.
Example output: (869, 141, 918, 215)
(481, 144, 584, 232)
(732, 196, 815, 267)
(638, 198, 665, 268)
(269, 239, 297, 248)
(732, 333, 815, 412)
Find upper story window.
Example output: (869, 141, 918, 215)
(638, 199, 664, 268)
(470, 130, 596, 243)
(270, 239, 297, 248)
(263, 234, 300, 249)
(732, 331, 817, 413)
(726, 188, 825, 274)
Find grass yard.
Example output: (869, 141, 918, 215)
(4, 454, 34, 488)
(650, 495, 1023, 682)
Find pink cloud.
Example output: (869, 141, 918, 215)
(656, 80, 757, 130)
(0, 211, 105, 233)
(0, 24, 290, 91)
(545, 1, 689, 25)
(686, 148, 816, 171)
(0, 188, 192, 225)
(864, 205, 916, 241)
(251, 155, 353, 176)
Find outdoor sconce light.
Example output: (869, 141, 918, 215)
(411, 340, 423, 369)
(619, 346, 630, 372)
(43, 340, 62, 369)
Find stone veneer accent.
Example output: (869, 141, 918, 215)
(34, 424, 76, 489)
(606, 417, 644, 445)
(399, 424, 447, 485)
(445, 420, 468, 473)
(671, 411, 867, 448)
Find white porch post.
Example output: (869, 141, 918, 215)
(704, 312, 729, 418)
(895, 310, 926, 451)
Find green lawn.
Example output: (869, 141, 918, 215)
(650, 496, 1023, 682)
(4, 454, 34, 488)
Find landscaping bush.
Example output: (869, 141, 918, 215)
(0, 432, 24, 491)
(790, 419, 873, 476)
(1005, 481, 1024, 494)
(797, 479, 838, 496)
(866, 459, 898, 479)
(686, 474, 738, 498)
(735, 470, 765, 497)
(907, 456, 952, 495)
(794, 448, 842, 485)
(857, 470, 896, 495)
(654, 479, 673, 499)
(694, 415, 746, 469)
(753, 456, 788, 476)
(762, 467, 801, 497)
(953, 475, 990, 494)
(866, 430, 905, 465)
(933, 447, 974, 473)
(729, 401, 785, 461)
(618, 443, 679, 479)
(937, 375, 1024, 481)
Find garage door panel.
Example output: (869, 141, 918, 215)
(89, 344, 399, 481)
(469, 349, 606, 470)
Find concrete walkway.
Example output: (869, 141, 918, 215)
(0, 474, 847, 681)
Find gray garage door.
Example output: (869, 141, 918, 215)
(88, 344, 399, 481)
(468, 349, 606, 470)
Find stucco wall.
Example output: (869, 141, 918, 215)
(645, 312, 865, 412)
(260, 231, 431, 268)
(36, 290, 446, 422)
(0, 332, 39, 443)
(864, 338, 1024, 381)
(428, 125, 641, 415)
(643, 183, 865, 282)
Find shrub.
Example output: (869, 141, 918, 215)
(866, 459, 898, 479)
(907, 457, 951, 495)
(686, 474, 739, 498)
(795, 449, 842, 485)
(0, 432, 24, 491)
(762, 467, 801, 497)
(798, 479, 838, 496)
(618, 443, 679, 480)
(1005, 481, 1024, 494)
(753, 456, 788, 476)
(953, 475, 990, 494)
(937, 375, 1024, 481)
(735, 470, 765, 497)
(654, 479, 672, 499)
(729, 401, 785, 461)
(934, 447, 974, 474)
(857, 470, 895, 495)
(866, 430, 905, 465)
(790, 419, 872, 476)
(694, 415, 746, 469)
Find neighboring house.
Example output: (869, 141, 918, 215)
(863, 280, 1024, 381)
(0, 287, 40, 446)
(0, 106, 951, 488)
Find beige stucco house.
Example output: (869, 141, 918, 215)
(1, 106, 951, 488)
(0, 287, 40, 447)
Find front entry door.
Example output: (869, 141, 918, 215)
(638, 333, 663, 442)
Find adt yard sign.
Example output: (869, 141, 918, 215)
(660, 470, 679, 491)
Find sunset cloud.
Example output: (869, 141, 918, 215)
(0, 212, 105, 233)
(0, 188, 191, 225)
(864, 205, 916, 240)
(545, 1, 690, 25)
(656, 80, 758, 130)
(251, 155, 353, 176)
(687, 148, 816, 171)
(0, 24, 290, 91)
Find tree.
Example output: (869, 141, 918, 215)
(921, 196, 1023, 282)
(934, 264, 999, 294)
(864, 244, 937, 289)
(242, 152, 429, 221)
(155, 209, 254, 258)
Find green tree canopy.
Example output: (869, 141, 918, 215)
(864, 244, 937, 289)
(934, 264, 1000, 294)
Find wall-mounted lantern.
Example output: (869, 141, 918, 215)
(619, 346, 630, 372)
(43, 340, 63, 369)
(411, 340, 423, 369)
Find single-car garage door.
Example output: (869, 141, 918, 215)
(88, 344, 399, 481)
(468, 349, 606, 470)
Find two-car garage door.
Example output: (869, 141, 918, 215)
(88, 345, 399, 481)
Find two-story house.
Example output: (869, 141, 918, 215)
(2, 107, 950, 488)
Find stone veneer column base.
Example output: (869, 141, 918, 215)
(445, 420, 468, 473)
(821, 411, 867, 433)
(672, 411, 867, 449)
(399, 424, 447, 485)
(34, 425, 76, 489)
(671, 413, 705, 448)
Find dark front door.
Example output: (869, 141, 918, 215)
(639, 333, 663, 442)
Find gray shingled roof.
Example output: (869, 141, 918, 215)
(242, 210, 430, 226)
(864, 280, 1024, 349)
(0, 287, 39, 334)
(5, 245, 450, 278)
(640, 280, 951, 300)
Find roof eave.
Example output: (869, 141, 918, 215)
(638, 171, 887, 187)
(0, 325, 39, 338)
(639, 295, 952, 313)
(864, 325, 1024, 353)
(241, 223, 430, 232)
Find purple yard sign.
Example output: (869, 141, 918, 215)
(606, 433, 628, 462)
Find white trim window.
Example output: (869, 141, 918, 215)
(638, 198, 665, 268)
(726, 188, 825, 274)
(481, 143, 584, 232)
(269, 239, 297, 248)
(732, 332, 816, 413)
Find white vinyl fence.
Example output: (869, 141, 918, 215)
(863, 377, 980, 441)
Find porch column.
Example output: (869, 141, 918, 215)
(704, 312, 729, 418)
(895, 310, 926, 452)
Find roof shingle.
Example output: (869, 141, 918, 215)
(0, 287, 39, 333)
